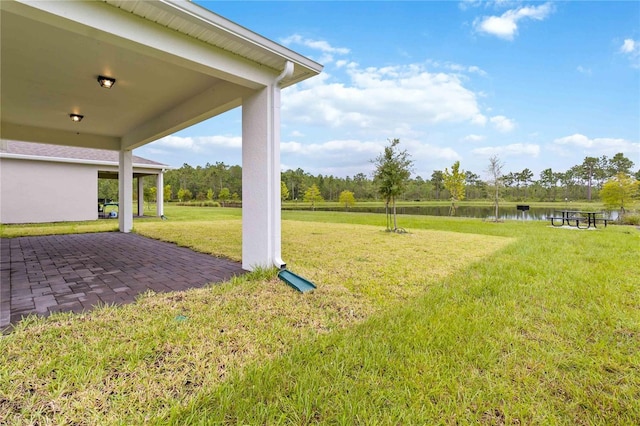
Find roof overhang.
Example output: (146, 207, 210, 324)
(0, 152, 169, 172)
(0, 0, 322, 151)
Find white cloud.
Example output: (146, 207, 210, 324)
(460, 0, 520, 10)
(281, 137, 461, 178)
(462, 134, 486, 142)
(474, 2, 554, 40)
(490, 115, 516, 132)
(281, 34, 350, 64)
(620, 39, 638, 54)
(620, 38, 640, 68)
(459, 0, 483, 11)
(155, 135, 241, 152)
(472, 143, 540, 157)
(426, 59, 488, 76)
(155, 135, 200, 151)
(282, 62, 488, 132)
(281, 139, 382, 156)
(553, 134, 639, 155)
(577, 65, 592, 75)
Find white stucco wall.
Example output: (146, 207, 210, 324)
(0, 158, 97, 224)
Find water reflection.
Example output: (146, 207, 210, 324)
(283, 205, 619, 221)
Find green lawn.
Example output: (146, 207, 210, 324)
(1, 207, 638, 424)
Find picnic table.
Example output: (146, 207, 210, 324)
(550, 210, 608, 229)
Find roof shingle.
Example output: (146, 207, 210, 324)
(1, 140, 167, 167)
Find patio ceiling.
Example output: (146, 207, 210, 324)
(0, 0, 322, 152)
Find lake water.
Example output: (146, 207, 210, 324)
(283, 205, 619, 221)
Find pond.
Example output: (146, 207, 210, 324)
(283, 205, 619, 221)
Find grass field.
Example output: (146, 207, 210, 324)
(1, 206, 639, 424)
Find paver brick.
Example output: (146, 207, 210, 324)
(1, 233, 244, 331)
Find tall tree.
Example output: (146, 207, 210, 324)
(303, 184, 324, 211)
(581, 156, 599, 201)
(464, 171, 483, 199)
(443, 161, 466, 215)
(608, 153, 635, 176)
(518, 168, 534, 200)
(486, 155, 504, 221)
(539, 168, 555, 201)
(372, 138, 413, 232)
(98, 179, 118, 202)
(431, 170, 444, 200)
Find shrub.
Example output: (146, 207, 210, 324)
(175, 201, 221, 207)
(620, 213, 640, 226)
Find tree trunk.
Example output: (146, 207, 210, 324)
(385, 200, 390, 230)
(392, 197, 397, 231)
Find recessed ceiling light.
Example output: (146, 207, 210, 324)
(70, 113, 84, 122)
(97, 75, 116, 89)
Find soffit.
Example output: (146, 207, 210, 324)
(0, 9, 220, 139)
(104, 0, 323, 87)
(0, 0, 322, 150)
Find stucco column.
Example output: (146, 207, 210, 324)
(156, 171, 164, 217)
(241, 84, 283, 271)
(137, 176, 144, 217)
(118, 149, 133, 232)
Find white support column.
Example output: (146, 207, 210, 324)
(241, 84, 283, 271)
(137, 176, 144, 217)
(156, 171, 164, 217)
(118, 149, 133, 232)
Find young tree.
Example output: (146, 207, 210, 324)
(338, 190, 356, 211)
(486, 155, 504, 221)
(206, 188, 214, 201)
(218, 187, 230, 206)
(164, 184, 172, 202)
(372, 138, 413, 232)
(303, 184, 324, 211)
(177, 188, 192, 202)
(443, 161, 465, 215)
(146, 187, 157, 211)
(280, 181, 290, 202)
(600, 173, 639, 216)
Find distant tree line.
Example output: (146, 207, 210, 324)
(99, 152, 638, 206)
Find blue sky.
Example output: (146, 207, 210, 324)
(135, 1, 640, 180)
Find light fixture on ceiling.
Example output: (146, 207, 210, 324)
(97, 75, 116, 89)
(69, 113, 84, 122)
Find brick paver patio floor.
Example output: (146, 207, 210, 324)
(1, 232, 244, 330)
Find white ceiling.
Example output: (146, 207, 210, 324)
(0, 0, 322, 151)
(1, 11, 219, 139)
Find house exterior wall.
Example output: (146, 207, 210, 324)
(0, 158, 97, 224)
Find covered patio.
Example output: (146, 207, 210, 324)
(0, 0, 322, 270)
(0, 233, 245, 330)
